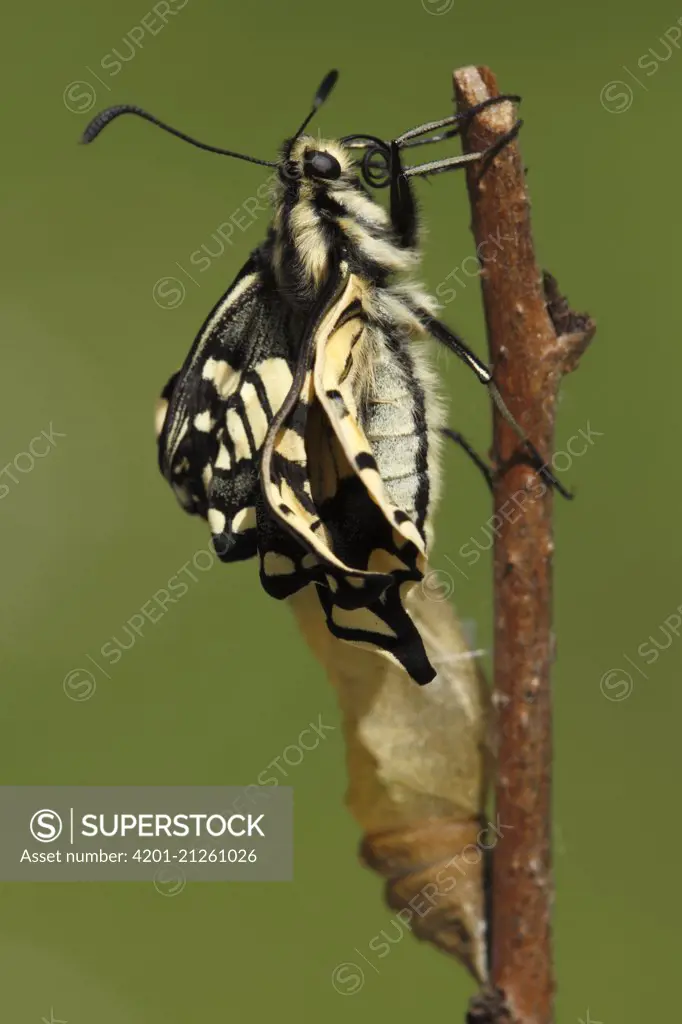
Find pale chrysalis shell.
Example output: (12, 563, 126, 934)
(290, 578, 491, 981)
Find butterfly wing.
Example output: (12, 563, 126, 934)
(260, 273, 437, 683)
(157, 262, 438, 683)
(156, 258, 296, 562)
(313, 275, 437, 683)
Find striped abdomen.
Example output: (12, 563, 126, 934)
(360, 324, 435, 539)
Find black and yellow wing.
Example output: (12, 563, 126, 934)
(157, 264, 437, 684)
(259, 272, 437, 683)
(156, 257, 298, 563)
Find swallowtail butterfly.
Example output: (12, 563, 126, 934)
(83, 72, 563, 685)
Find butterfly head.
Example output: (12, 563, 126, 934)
(277, 136, 359, 192)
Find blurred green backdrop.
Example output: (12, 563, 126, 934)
(1, 0, 680, 1020)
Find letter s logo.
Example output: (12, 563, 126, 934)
(30, 809, 63, 843)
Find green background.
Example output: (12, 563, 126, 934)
(1, 0, 679, 1020)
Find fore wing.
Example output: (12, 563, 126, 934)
(156, 260, 295, 562)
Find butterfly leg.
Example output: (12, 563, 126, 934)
(403, 120, 522, 180)
(395, 94, 521, 149)
(416, 311, 573, 500)
(441, 428, 494, 492)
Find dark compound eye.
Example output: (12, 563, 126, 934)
(304, 150, 342, 180)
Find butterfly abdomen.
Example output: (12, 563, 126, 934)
(333, 282, 444, 550)
(361, 340, 429, 526)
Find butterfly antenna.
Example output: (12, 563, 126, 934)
(293, 69, 339, 138)
(81, 105, 277, 168)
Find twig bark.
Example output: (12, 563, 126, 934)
(452, 67, 596, 1024)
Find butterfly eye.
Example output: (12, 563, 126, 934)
(304, 150, 342, 180)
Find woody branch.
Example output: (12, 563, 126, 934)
(452, 65, 595, 1024)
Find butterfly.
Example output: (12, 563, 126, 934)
(83, 71, 559, 684)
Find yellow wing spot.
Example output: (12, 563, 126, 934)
(232, 507, 256, 534)
(193, 410, 213, 433)
(263, 552, 297, 576)
(208, 508, 226, 534)
(276, 428, 307, 463)
(331, 604, 397, 639)
(367, 549, 410, 574)
(203, 358, 242, 399)
(256, 358, 294, 412)
(226, 409, 251, 461)
(215, 444, 231, 470)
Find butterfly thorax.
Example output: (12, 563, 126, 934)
(269, 136, 419, 309)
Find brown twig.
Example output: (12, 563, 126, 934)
(452, 66, 596, 1024)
